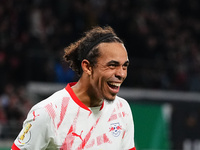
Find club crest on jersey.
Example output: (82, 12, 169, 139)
(17, 123, 32, 144)
(109, 122, 122, 137)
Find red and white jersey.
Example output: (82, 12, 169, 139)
(12, 83, 136, 150)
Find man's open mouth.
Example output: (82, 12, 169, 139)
(107, 82, 121, 89)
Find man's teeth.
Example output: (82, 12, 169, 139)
(109, 83, 121, 87)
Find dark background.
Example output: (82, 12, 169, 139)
(0, 0, 200, 149)
(0, 0, 200, 91)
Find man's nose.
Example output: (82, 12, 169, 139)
(115, 67, 127, 80)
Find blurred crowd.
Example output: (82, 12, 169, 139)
(1, 0, 200, 91)
(0, 83, 32, 139)
(0, 0, 200, 140)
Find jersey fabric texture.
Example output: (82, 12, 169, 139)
(12, 82, 136, 150)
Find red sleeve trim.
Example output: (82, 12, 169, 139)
(129, 147, 136, 150)
(11, 143, 20, 150)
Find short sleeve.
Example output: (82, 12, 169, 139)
(11, 106, 52, 150)
(122, 101, 135, 150)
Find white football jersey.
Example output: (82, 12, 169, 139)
(12, 83, 136, 150)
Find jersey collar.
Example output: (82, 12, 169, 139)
(65, 82, 104, 112)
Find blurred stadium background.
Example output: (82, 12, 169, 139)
(0, 0, 200, 149)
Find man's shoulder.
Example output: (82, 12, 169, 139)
(104, 96, 130, 109)
(115, 96, 129, 104)
(115, 95, 126, 101)
(30, 88, 69, 112)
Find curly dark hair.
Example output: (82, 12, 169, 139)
(63, 26, 123, 76)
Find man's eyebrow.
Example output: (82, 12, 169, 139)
(106, 60, 129, 65)
(124, 60, 129, 65)
(124, 60, 130, 65)
(107, 60, 120, 65)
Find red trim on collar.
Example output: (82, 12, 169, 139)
(65, 82, 104, 112)
(100, 100, 104, 110)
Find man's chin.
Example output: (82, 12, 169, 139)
(104, 99, 114, 104)
(104, 94, 117, 101)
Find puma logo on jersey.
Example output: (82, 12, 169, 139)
(33, 111, 40, 121)
(72, 130, 83, 141)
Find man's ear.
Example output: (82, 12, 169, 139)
(81, 59, 92, 75)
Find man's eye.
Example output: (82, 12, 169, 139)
(122, 64, 129, 70)
(109, 64, 116, 68)
(122, 65, 128, 70)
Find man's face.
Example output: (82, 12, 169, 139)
(90, 42, 129, 101)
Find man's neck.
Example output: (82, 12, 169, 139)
(71, 80, 103, 107)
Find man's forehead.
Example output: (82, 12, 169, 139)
(98, 42, 128, 56)
(97, 43, 129, 65)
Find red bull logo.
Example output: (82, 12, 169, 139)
(109, 123, 122, 137)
